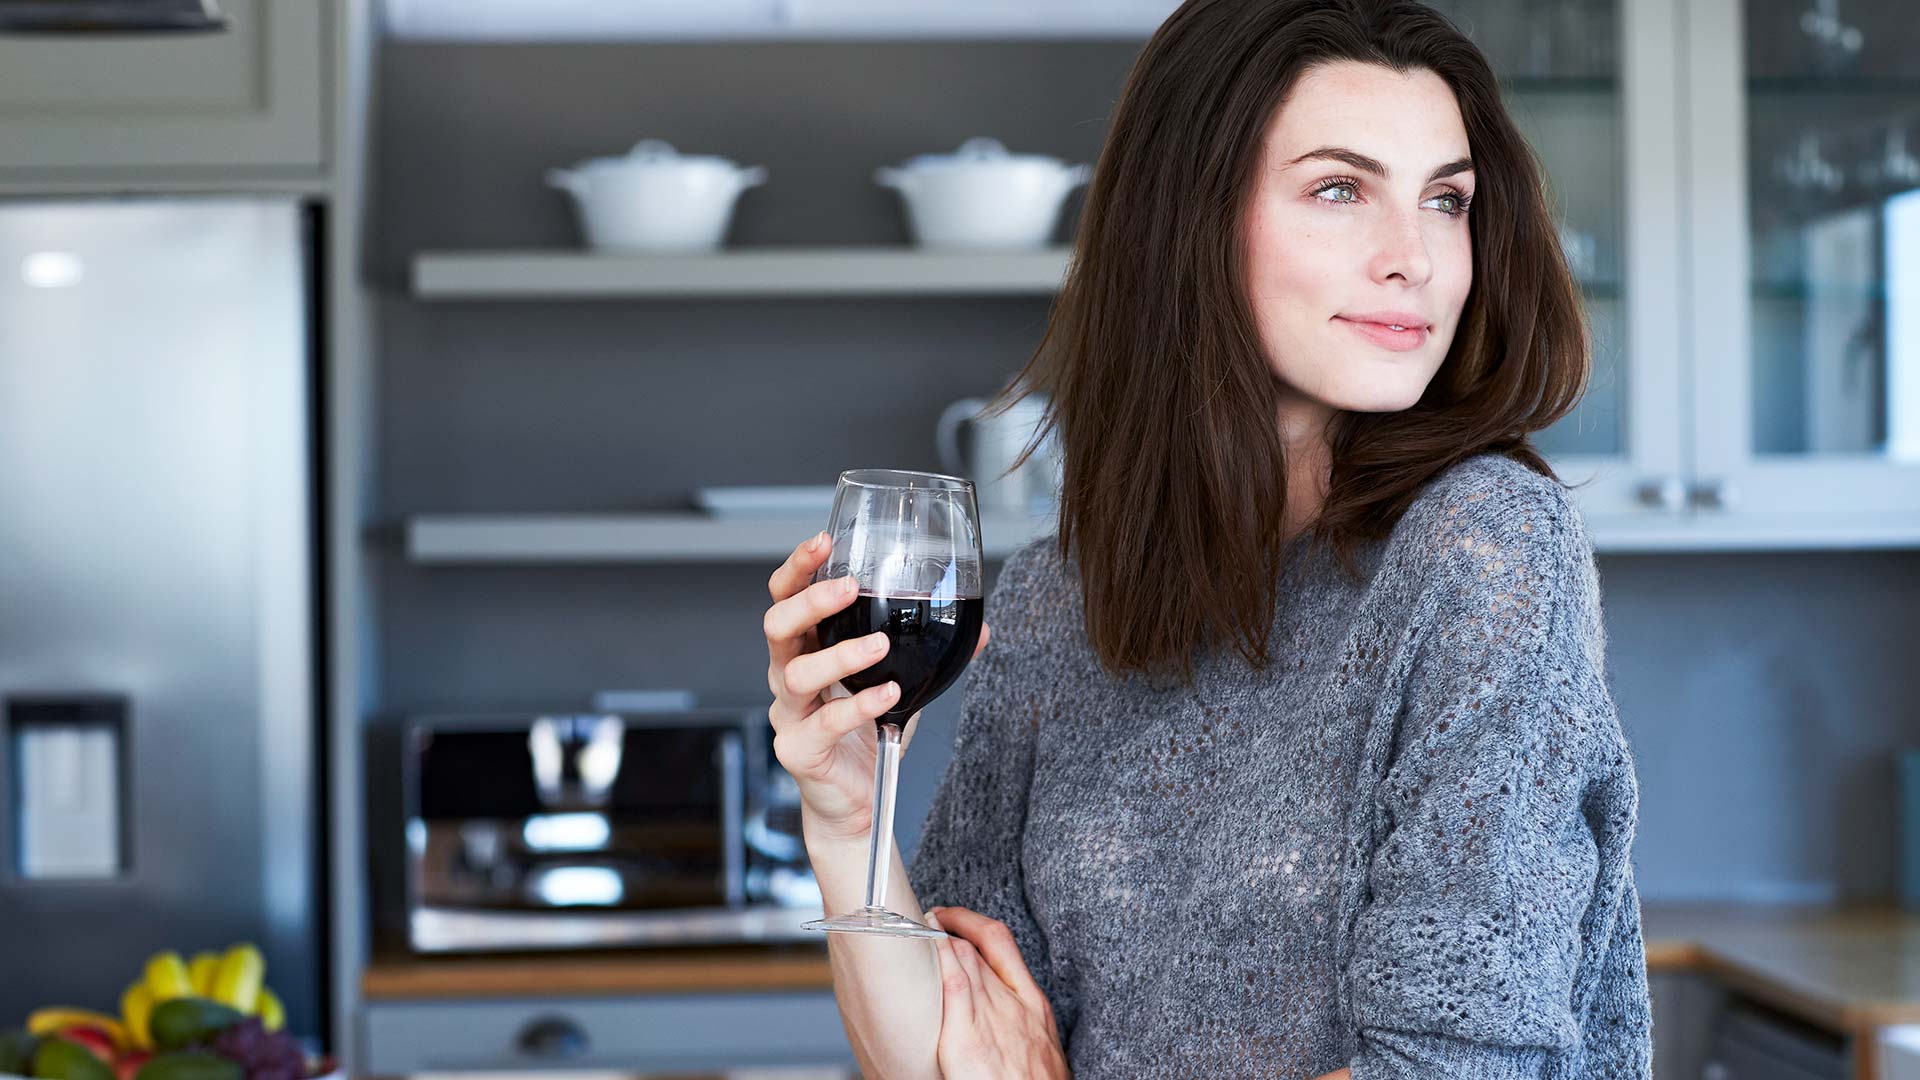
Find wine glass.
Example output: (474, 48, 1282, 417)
(801, 468, 985, 939)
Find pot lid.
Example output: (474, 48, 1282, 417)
(895, 137, 1071, 173)
(569, 139, 742, 174)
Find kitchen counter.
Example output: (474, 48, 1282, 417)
(363, 903, 1920, 1076)
(362, 944, 835, 998)
(1641, 902, 1920, 1032)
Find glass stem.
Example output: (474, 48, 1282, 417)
(862, 721, 904, 912)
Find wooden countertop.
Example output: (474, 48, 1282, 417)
(1641, 902, 1920, 1034)
(364, 902, 1920, 1036)
(362, 943, 836, 999)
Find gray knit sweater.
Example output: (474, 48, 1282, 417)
(908, 451, 1653, 1079)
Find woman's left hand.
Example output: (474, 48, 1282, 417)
(925, 905, 1070, 1080)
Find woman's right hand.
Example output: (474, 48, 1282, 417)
(764, 530, 989, 846)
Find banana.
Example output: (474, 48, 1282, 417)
(186, 953, 221, 998)
(255, 988, 284, 1033)
(25, 1008, 128, 1051)
(208, 944, 264, 1015)
(119, 983, 154, 1051)
(143, 952, 194, 1004)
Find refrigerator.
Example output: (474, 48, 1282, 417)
(0, 197, 324, 1046)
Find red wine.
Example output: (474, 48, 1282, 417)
(819, 593, 985, 728)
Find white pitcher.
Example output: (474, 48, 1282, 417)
(935, 396, 1060, 516)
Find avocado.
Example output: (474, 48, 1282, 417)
(29, 1037, 113, 1080)
(132, 1053, 242, 1080)
(145, 999, 242, 1053)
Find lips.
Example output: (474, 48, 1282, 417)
(1335, 316, 1428, 352)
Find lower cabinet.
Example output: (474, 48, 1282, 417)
(1652, 970, 1728, 1080)
(362, 990, 855, 1073)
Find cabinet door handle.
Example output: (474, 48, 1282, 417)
(1635, 475, 1686, 511)
(1688, 478, 1739, 511)
(514, 1016, 589, 1058)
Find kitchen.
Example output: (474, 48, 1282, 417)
(0, 0, 1917, 1078)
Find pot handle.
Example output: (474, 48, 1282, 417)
(935, 397, 987, 478)
(544, 168, 586, 196)
(873, 165, 907, 190)
(1066, 163, 1093, 188)
(736, 164, 769, 190)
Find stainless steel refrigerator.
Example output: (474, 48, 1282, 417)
(0, 197, 323, 1045)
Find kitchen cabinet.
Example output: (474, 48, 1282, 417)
(0, 0, 326, 175)
(391, 0, 1920, 552)
(383, 0, 1183, 39)
(360, 991, 854, 1073)
(1653, 970, 1729, 1079)
(1682, 0, 1920, 520)
(1463, 0, 1920, 542)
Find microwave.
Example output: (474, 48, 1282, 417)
(401, 708, 823, 953)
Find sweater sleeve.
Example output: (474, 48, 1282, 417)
(1346, 478, 1640, 1080)
(907, 541, 1063, 1024)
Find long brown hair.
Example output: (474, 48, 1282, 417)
(984, 0, 1591, 684)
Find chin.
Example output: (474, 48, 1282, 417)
(1321, 378, 1433, 414)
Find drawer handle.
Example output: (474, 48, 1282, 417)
(514, 1016, 589, 1059)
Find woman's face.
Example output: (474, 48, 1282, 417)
(1244, 61, 1476, 440)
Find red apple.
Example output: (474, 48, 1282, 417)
(57, 1026, 118, 1064)
(114, 1050, 153, 1080)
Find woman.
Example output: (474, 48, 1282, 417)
(762, 0, 1652, 1075)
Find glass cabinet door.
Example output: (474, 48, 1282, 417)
(1686, 0, 1920, 521)
(1433, 0, 1690, 521)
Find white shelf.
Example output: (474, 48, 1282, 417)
(402, 509, 1920, 563)
(410, 247, 1073, 299)
(406, 511, 1055, 563)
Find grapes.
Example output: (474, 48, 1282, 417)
(208, 1019, 307, 1080)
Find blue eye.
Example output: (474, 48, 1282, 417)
(1308, 176, 1473, 218)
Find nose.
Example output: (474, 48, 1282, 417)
(1367, 205, 1434, 288)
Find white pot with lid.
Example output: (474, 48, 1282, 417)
(546, 139, 768, 252)
(875, 137, 1092, 249)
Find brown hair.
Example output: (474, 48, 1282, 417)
(983, 0, 1591, 684)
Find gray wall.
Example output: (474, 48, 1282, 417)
(365, 40, 1919, 942)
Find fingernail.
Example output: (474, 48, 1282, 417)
(885, 682, 900, 699)
(866, 632, 888, 652)
(840, 576, 859, 595)
(811, 530, 827, 551)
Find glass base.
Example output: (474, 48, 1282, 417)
(803, 905, 948, 939)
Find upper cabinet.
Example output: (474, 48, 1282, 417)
(1685, 0, 1920, 521)
(1434, 0, 1688, 526)
(1451, 0, 1920, 542)
(382, 0, 1184, 40)
(0, 0, 327, 175)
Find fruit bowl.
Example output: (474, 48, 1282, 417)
(5, 943, 332, 1080)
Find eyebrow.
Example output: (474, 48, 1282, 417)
(1283, 146, 1474, 184)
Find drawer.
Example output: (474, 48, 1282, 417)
(362, 991, 854, 1073)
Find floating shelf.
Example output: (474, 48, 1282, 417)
(406, 511, 1055, 563)
(411, 247, 1073, 300)
(401, 508, 1920, 563)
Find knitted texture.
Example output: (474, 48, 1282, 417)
(908, 451, 1653, 1078)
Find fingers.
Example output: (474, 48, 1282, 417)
(974, 621, 991, 659)
(927, 910, 975, 1032)
(924, 906, 1048, 1011)
(782, 629, 889, 701)
(768, 530, 831, 604)
(764, 536, 854, 671)
(770, 680, 899, 748)
(951, 936, 992, 1019)
(764, 575, 859, 668)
